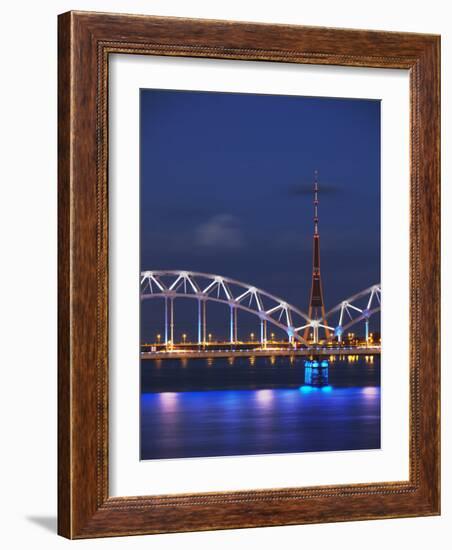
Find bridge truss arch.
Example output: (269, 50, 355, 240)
(140, 270, 312, 346)
(324, 284, 381, 342)
(140, 270, 381, 346)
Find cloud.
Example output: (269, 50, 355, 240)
(194, 214, 244, 250)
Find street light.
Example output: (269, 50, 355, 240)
(156, 334, 161, 344)
(182, 333, 187, 344)
(271, 332, 275, 342)
(250, 332, 255, 342)
(208, 333, 212, 343)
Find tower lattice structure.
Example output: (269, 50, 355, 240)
(304, 171, 330, 343)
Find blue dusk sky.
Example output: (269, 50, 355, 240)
(140, 89, 380, 341)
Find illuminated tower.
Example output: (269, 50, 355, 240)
(304, 171, 330, 343)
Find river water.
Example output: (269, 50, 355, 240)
(140, 355, 380, 460)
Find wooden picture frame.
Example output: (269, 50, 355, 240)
(58, 11, 440, 538)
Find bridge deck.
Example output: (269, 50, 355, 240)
(142, 347, 381, 360)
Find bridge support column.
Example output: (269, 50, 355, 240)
(230, 305, 235, 345)
(313, 324, 319, 344)
(287, 331, 295, 349)
(202, 300, 207, 347)
(169, 298, 174, 349)
(365, 319, 369, 345)
(164, 297, 168, 347)
(260, 319, 267, 348)
(197, 299, 202, 346)
(234, 307, 238, 342)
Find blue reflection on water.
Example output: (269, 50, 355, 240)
(141, 385, 381, 460)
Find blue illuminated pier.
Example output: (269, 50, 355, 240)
(304, 358, 330, 387)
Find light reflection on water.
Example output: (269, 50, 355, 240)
(141, 384, 381, 460)
(255, 388, 274, 405)
(158, 392, 179, 412)
(362, 386, 379, 397)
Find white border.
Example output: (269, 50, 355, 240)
(109, 55, 409, 497)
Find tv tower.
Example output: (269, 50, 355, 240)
(304, 170, 330, 343)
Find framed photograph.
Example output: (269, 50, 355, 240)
(58, 11, 440, 538)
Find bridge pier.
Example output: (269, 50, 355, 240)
(365, 318, 369, 344)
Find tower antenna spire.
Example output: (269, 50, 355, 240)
(314, 169, 319, 235)
(304, 170, 330, 343)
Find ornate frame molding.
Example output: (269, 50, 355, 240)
(58, 11, 440, 538)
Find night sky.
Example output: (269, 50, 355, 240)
(140, 89, 380, 342)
